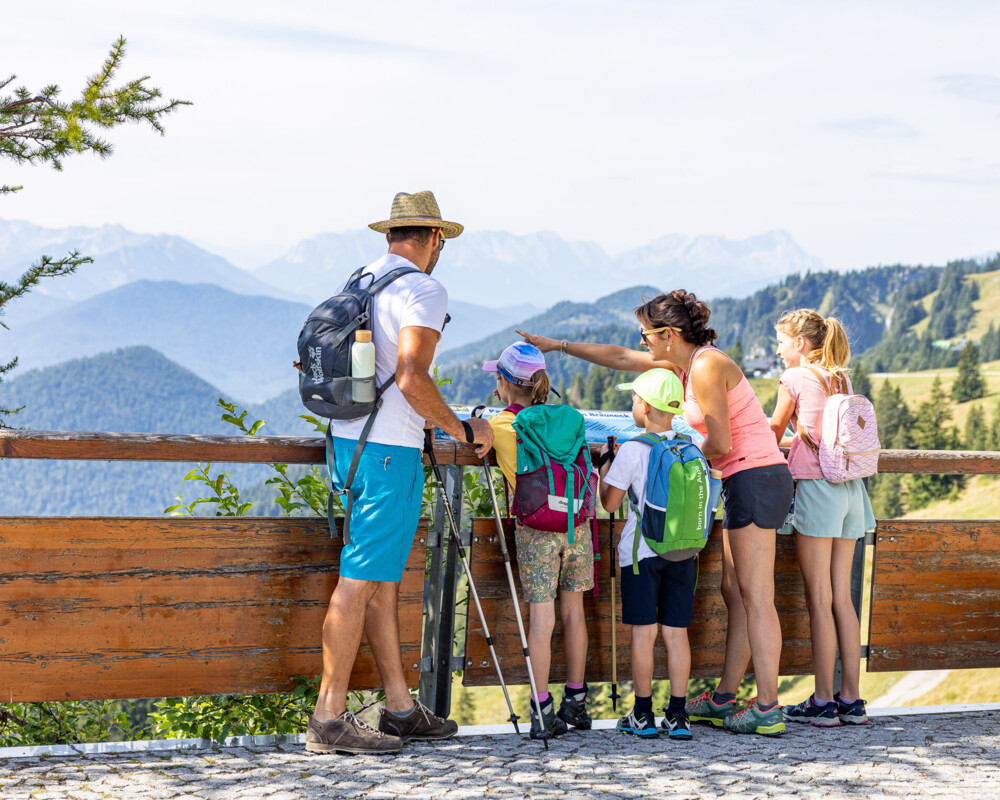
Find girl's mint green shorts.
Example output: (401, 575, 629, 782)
(329, 437, 423, 582)
(780, 478, 876, 539)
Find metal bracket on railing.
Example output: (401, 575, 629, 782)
(418, 464, 465, 719)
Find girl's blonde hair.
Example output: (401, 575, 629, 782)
(530, 370, 551, 406)
(501, 369, 551, 405)
(776, 309, 851, 386)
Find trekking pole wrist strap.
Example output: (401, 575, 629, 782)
(461, 419, 475, 444)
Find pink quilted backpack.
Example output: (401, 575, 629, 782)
(799, 366, 881, 483)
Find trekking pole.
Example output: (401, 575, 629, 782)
(475, 442, 552, 748)
(605, 436, 621, 713)
(422, 429, 521, 737)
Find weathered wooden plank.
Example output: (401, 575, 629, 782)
(0, 430, 492, 466)
(868, 519, 1000, 672)
(4, 430, 1000, 475)
(0, 517, 429, 702)
(462, 519, 814, 686)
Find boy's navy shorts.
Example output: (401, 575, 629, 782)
(620, 555, 696, 628)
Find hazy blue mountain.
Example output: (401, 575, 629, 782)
(254, 229, 612, 307)
(0, 218, 299, 303)
(438, 284, 658, 369)
(1, 280, 538, 404)
(0, 346, 313, 516)
(251, 228, 823, 307)
(610, 231, 824, 301)
(1, 280, 311, 404)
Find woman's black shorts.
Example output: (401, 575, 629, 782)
(721, 463, 794, 531)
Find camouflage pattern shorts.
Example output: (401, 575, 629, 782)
(513, 521, 595, 603)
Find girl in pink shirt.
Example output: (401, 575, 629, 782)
(770, 309, 875, 728)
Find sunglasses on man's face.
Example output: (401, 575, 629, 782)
(438, 229, 446, 251)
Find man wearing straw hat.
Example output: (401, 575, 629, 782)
(306, 191, 494, 755)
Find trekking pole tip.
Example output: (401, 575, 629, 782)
(507, 711, 521, 734)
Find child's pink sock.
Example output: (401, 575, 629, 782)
(566, 682, 584, 691)
(533, 691, 550, 704)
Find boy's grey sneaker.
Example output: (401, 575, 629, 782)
(661, 710, 693, 740)
(616, 708, 659, 739)
(530, 697, 568, 739)
(835, 693, 869, 725)
(378, 700, 458, 742)
(305, 711, 402, 754)
(557, 692, 592, 730)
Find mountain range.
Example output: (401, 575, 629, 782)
(2, 218, 824, 311)
(0, 280, 537, 403)
(251, 229, 822, 307)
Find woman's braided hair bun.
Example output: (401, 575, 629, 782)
(636, 289, 717, 346)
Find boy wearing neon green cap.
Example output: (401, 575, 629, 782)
(598, 368, 696, 742)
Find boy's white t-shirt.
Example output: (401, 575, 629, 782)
(603, 432, 682, 568)
(327, 253, 448, 450)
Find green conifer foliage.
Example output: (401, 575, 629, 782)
(726, 340, 745, 371)
(1, 37, 188, 423)
(851, 363, 872, 399)
(964, 404, 988, 451)
(951, 341, 987, 403)
(907, 377, 965, 508)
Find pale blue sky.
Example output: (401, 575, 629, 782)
(3, 0, 999, 270)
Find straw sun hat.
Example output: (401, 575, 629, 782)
(369, 190, 464, 239)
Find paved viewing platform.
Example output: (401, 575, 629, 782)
(1, 708, 997, 799)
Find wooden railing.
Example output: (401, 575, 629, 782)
(2, 429, 998, 715)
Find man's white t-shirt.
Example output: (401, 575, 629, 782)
(603, 432, 681, 568)
(327, 253, 448, 450)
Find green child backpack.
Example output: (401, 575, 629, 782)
(626, 432, 723, 574)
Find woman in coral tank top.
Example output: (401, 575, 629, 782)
(518, 290, 793, 736)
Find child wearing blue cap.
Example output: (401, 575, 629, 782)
(599, 368, 696, 741)
(482, 342, 594, 739)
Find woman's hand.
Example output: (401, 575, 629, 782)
(516, 329, 561, 353)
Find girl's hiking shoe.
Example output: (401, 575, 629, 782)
(557, 693, 592, 730)
(723, 699, 786, 736)
(783, 695, 840, 727)
(530, 697, 568, 739)
(616, 709, 659, 739)
(686, 690, 737, 727)
(377, 700, 458, 742)
(660, 711, 693, 741)
(835, 693, 869, 725)
(306, 711, 402, 754)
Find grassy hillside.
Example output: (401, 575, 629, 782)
(871, 358, 1000, 430)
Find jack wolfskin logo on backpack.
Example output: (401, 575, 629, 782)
(308, 346, 323, 382)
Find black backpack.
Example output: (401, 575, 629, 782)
(295, 265, 418, 542)
(296, 265, 418, 420)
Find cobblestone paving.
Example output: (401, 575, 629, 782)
(1, 712, 997, 799)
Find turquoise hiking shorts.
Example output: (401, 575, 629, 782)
(780, 478, 875, 540)
(329, 437, 423, 582)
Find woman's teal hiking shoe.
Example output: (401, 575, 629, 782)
(723, 699, 786, 736)
(686, 690, 737, 727)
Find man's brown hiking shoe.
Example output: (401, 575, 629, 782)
(305, 711, 402, 754)
(378, 700, 458, 742)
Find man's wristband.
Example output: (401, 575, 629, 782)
(461, 419, 475, 444)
